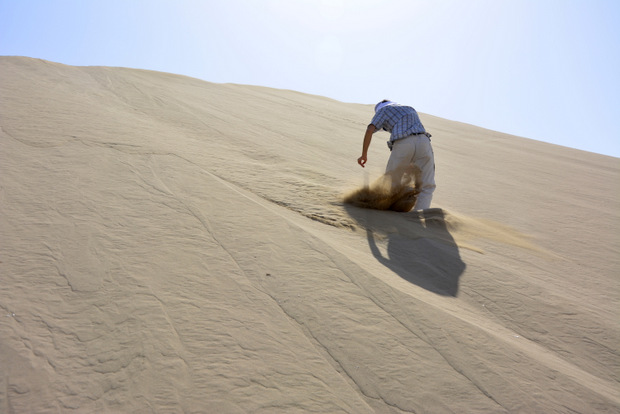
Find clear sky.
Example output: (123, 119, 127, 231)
(2, 0, 619, 157)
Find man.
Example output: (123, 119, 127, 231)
(357, 100, 436, 211)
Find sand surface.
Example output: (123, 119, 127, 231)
(1, 56, 619, 413)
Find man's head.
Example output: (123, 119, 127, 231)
(375, 99, 395, 113)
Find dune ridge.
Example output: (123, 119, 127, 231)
(1, 57, 619, 413)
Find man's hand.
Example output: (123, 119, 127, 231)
(358, 124, 375, 168)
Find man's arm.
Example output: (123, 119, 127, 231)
(357, 124, 376, 167)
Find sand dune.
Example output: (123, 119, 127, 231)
(1, 56, 619, 413)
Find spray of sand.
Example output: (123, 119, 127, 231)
(343, 171, 544, 255)
(343, 167, 419, 213)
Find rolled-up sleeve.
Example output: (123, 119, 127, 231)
(369, 111, 387, 132)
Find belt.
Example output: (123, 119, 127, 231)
(387, 132, 431, 151)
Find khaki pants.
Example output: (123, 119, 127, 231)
(385, 134, 436, 211)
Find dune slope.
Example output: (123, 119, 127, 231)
(1, 57, 619, 413)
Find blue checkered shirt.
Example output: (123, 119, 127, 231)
(370, 104, 430, 143)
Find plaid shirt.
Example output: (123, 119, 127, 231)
(370, 104, 430, 142)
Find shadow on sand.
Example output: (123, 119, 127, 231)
(344, 205, 466, 296)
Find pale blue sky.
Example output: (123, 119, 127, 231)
(2, 0, 619, 157)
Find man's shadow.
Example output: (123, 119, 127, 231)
(344, 205, 466, 296)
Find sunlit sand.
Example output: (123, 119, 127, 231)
(1, 57, 618, 413)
